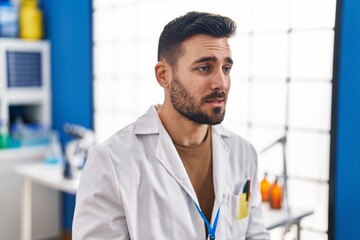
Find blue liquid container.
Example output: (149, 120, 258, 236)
(0, 0, 18, 38)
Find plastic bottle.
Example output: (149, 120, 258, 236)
(0, 0, 18, 38)
(0, 119, 10, 149)
(10, 116, 26, 147)
(269, 176, 283, 209)
(260, 172, 271, 202)
(19, 0, 43, 39)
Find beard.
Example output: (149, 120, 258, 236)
(169, 76, 227, 125)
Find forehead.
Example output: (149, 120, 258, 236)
(181, 34, 232, 60)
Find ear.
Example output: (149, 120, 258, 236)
(155, 61, 170, 88)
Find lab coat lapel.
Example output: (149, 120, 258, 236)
(212, 126, 230, 210)
(155, 125, 198, 203)
(135, 106, 198, 203)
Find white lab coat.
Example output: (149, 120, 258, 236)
(73, 106, 270, 240)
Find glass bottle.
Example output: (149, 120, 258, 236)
(44, 131, 63, 165)
(269, 176, 283, 209)
(260, 172, 271, 202)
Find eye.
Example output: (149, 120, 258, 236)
(197, 65, 209, 72)
(223, 65, 232, 74)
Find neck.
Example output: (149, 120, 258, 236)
(157, 104, 209, 146)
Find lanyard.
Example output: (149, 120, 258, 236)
(194, 202, 221, 240)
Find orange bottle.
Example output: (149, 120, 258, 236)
(260, 172, 271, 202)
(269, 176, 283, 209)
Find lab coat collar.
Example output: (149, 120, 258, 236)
(134, 105, 231, 211)
(134, 105, 161, 135)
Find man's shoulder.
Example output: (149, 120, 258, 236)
(92, 122, 136, 151)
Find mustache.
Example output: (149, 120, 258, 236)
(203, 91, 227, 101)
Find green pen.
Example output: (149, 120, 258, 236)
(243, 179, 251, 201)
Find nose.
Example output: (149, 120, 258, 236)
(211, 68, 229, 91)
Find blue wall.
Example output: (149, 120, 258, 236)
(40, 0, 92, 232)
(335, 0, 360, 239)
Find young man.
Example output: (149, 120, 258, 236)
(73, 11, 270, 240)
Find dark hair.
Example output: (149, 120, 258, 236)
(157, 11, 237, 67)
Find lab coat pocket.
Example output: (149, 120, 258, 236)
(226, 194, 249, 239)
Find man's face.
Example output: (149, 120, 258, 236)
(169, 34, 233, 125)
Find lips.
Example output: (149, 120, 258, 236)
(206, 98, 224, 103)
(205, 98, 225, 108)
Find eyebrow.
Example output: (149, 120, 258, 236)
(193, 56, 233, 65)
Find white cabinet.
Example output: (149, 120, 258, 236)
(0, 38, 51, 132)
(0, 39, 60, 239)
